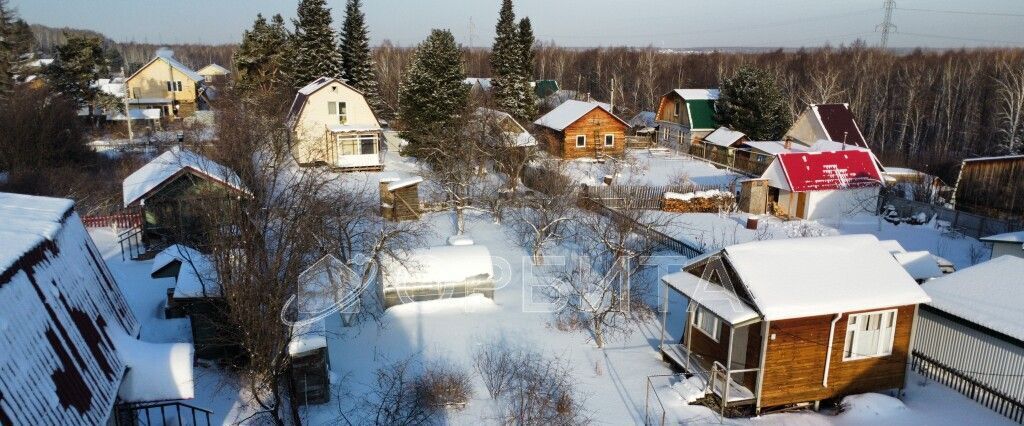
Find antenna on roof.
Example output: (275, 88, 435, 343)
(843, 132, 848, 151)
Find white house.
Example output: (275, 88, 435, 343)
(760, 149, 883, 220)
(914, 256, 1024, 423)
(980, 231, 1024, 260)
(287, 76, 384, 171)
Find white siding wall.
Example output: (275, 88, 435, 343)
(294, 84, 380, 165)
(991, 242, 1024, 260)
(805, 187, 879, 220)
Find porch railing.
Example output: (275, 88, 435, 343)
(114, 401, 213, 426)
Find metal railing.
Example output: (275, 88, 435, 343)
(118, 225, 146, 261)
(114, 401, 213, 426)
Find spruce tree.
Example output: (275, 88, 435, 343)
(399, 29, 468, 157)
(516, 17, 537, 118)
(339, 0, 382, 112)
(291, 0, 343, 87)
(490, 0, 535, 120)
(0, 0, 32, 96)
(45, 35, 109, 108)
(235, 14, 293, 93)
(715, 66, 792, 141)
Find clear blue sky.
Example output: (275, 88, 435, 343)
(11, 0, 1024, 48)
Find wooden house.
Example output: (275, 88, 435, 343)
(654, 89, 720, 147)
(125, 51, 207, 119)
(122, 146, 248, 250)
(700, 127, 748, 161)
(379, 176, 423, 221)
(473, 107, 538, 148)
(915, 256, 1024, 423)
(287, 76, 385, 171)
(785, 104, 868, 149)
(197, 63, 230, 85)
(759, 149, 882, 220)
(533, 100, 629, 159)
(952, 155, 1024, 221)
(658, 234, 930, 413)
(380, 243, 495, 308)
(533, 79, 559, 99)
(980, 231, 1024, 260)
(0, 192, 199, 424)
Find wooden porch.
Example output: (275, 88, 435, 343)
(659, 343, 756, 405)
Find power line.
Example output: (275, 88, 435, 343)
(877, 0, 897, 49)
(897, 31, 1024, 46)
(896, 7, 1024, 18)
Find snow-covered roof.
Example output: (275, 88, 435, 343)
(130, 53, 204, 83)
(464, 77, 492, 90)
(151, 244, 206, 276)
(387, 176, 423, 191)
(878, 239, 907, 255)
(27, 58, 53, 68)
(106, 108, 161, 121)
(629, 111, 657, 128)
(721, 234, 930, 321)
(197, 63, 230, 76)
(298, 76, 347, 96)
(122, 146, 246, 207)
(0, 192, 142, 424)
(383, 245, 494, 288)
(923, 256, 1024, 341)
(662, 270, 760, 325)
(113, 330, 194, 402)
(474, 107, 538, 147)
(703, 127, 747, 148)
(172, 251, 219, 299)
(742, 141, 792, 155)
(980, 230, 1024, 244)
(672, 89, 720, 100)
(893, 251, 944, 281)
(533, 100, 626, 131)
(961, 154, 1024, 164)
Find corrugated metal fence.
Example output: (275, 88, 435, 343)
(912, 308, 1024, 423)
(887, 197, 1024, 239)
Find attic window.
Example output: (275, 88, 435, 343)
(674, 101, 681, 116)
(843, 309, 897, 361)
(328, 101, 347, 124)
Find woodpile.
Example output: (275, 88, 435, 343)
(662, 190, 735, 213)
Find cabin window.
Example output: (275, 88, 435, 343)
(674, 101, 681, 117)
(328, 101, 348, 124)
(166, 81, 182, 92)
(359, 135, 377, 155)
(604, 134, 615, 147)
(575, 135, 586, 148)
(691, 306, 720, 342)
(843, 309, 897, 361)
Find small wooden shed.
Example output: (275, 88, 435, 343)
(953, 155, 1024, 221)
(380, 176, 423, 221)
(658, 235, 930, 413)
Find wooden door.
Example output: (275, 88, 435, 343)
(796, 192, 808, 218)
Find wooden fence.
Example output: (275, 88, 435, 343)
(887, 197, 1024, 239)
(82, 209, 142, 228)
(582, 183, 732, 210)
(911, 351, 1024, 424)
(580, 195, 705, 259)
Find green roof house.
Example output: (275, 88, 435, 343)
(654, 89, 720, 147)
(533, 80, 560, 99)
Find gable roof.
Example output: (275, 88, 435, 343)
(127, 54, 204, 83)
(0, 193, 142, 424)
(534, 79, 559, 98)
(769, 150, 882, 192)
(667, 235, 930, 323)
(533, 100, 627, 132)
(922, 256, 1024, 341)
(122, 146, 246, 207)
(672, 89, 720, 100)
(629, 111, 657, 128)
(197, 63, 230, 76)
(464, 77, 493, 91)
(811, 104, 867, 148)
(980, 230, 1024, 244)
(474, 107, 538, 147)
(703, 127, 747, 147)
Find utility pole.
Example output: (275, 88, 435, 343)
(122, 67, 133, 143)
(876, 0, 897, 49)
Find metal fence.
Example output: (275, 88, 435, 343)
(911, 351, 1024, 424)
(887, 197, 1024, 239)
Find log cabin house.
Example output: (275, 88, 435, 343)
(952, 155, 1024, 221)
(785, 103, 868, 149)
(657, 234, 930, 414)
(914, 256, 1024, 423)
(287, 76, 385, 171)
(122, 146, 248, 250)
(124, 51, 207, 119)
(758, 149, 882, 220)
(655, 89, 720, 147)
(0, 192, 200, 424)
(533, 100, 629, 159)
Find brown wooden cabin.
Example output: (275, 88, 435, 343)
(533, 100, 629, 159)
(654, 89, 720, 147)
(380, 176, 422, 221)
(657, 234, 930, 414)
(953, 155, 1024, 221)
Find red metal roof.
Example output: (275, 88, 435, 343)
(777, 150, 882, 192)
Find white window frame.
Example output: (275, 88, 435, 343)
(328, 101, 348, 124)
(604, 134, 615, 147)
(691, 306, 721, 342)
(842, 309, 897, 361)
(575, 135, 586, 148)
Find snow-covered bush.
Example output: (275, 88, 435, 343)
(415, 360, 473, 410)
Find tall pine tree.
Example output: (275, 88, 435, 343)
(339, 0, 382, 112)
(0, 0, 33, 97)
(399, 29, 468, 157)
(235, 13, 293, 93)
(44, 35, 109, 108)
(490, 0, 534, 120)
(516, 17, 537, 118)
(715, 66, 792, 141)
(291, 0, 343, 87)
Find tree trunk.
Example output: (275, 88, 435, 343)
(456, 205, 465, 235)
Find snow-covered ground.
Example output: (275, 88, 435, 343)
(563, 148, 742, 187)
(85, 149, 1006, 425)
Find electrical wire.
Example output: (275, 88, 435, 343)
(896, 7, 1024, 18)
(896, 31, 1024, 46)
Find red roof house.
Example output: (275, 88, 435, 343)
(761, 150, 882, 219)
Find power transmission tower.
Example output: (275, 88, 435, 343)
(876, 0, 897, 49)
(468, 17, 477, 49)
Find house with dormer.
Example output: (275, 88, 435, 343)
(287, 76, 385, 171)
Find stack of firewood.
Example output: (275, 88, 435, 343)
(662, 191, 735, 213)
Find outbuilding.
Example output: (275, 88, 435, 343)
(760, 149, 882, 220)
(658, 234, 930, 413)
(980, 231, 1024, 260)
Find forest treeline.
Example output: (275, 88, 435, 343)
(30, 23, 1024, 180)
